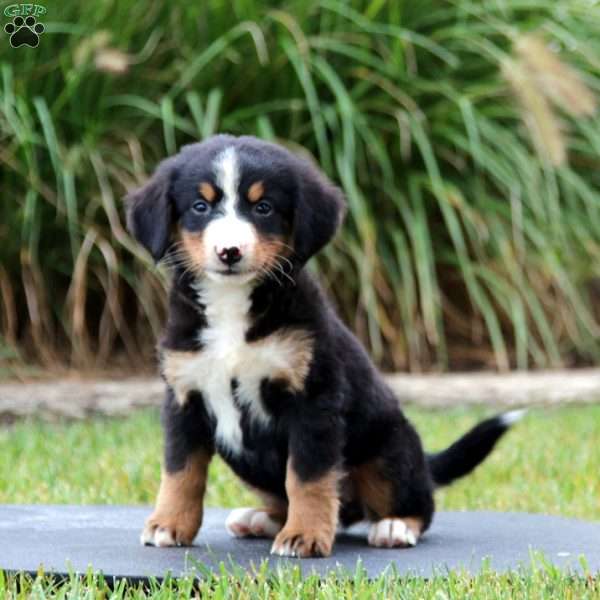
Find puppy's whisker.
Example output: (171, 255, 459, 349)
(163, 249, 193, 263)
(276, 241, 295, 253)
(271, 257, 295, 285)
(164, 252, 203, 279)
(274, 253, 294, 272)
(268, 267, 283, 287)
(177, 263, 201, 280)
(260, 262, 283, 287)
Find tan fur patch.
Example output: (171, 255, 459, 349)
(351, 463, 424, 542)
(255, 237, 288, 262)
(247, 181, 264, 203)
(253, 328, 314, 393)
(254, 236, 295, 285)
(350, 460, 393, 520)
(143, 450, 212, 545)
(161, 348, 198, 405)
(180, 230, 206, 274)
(199, 182, 216, 202)
(402, 516, 424, 537)
(271, 329, 315, 392)
(161, 324, 312, 417)
(271, 460, 341, 557)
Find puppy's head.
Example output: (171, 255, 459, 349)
(126, 135, 346, 284)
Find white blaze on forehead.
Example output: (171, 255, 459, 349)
(215, 146, 239, 215)
(204, 146, 257, 263)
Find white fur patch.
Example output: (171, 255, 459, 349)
(215, 146, 239, 209)
(270, 539, 297, 557)
(194, 278, 251, 453)
(225, 508, 282, 538)
(141, 525, 177, 547)
(500, 409, 527, 426)
(368, 518, 418, 548)
(204, 147, 257, 271)
(165, 277, 311, 455)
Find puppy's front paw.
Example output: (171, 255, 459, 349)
(270, 526, 334, 558)
(140, 510, 201, 547)
(226, 508, 283, 538)
(367, 518, 419, 548)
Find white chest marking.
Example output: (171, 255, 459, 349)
(163, 279, 313, 455)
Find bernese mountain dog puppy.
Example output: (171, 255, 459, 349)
(127, 134, 521, 558)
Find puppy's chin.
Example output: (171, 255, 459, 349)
(205, 269, 258, 285)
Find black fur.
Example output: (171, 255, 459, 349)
(428, 414, 515, 487)
(127, 135, 518, 546)
(126, 157, 177, 261)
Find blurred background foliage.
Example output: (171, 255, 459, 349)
(1, 0, 600, 376)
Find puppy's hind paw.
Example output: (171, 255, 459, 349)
(225, 507, 282, 538)
(367, 518, 420, 548)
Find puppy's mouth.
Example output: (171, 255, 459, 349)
(206, 267, 258, 283)
(214, 268, 255, 276)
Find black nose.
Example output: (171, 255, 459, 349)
(217, 246, 242, 266)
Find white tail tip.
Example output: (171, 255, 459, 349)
(500, 408, 527, 426)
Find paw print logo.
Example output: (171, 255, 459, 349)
(4, 15, 45, 48)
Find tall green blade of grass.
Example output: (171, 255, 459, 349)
(1, 0, 599, 372)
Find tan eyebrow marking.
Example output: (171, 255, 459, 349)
(198, 182, 216, 202)
(247, 181, 264, 203)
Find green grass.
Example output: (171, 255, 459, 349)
(2, 406, 599, 519)
(0, 405, 599, 597)
(1, 558, 599, 599)
(2, 1, 600, 374)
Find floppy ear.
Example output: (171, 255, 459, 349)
(126, 158, 177, 262)
(292, 159, 347, 267)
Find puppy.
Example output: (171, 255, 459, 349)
(127, 135, 520, 558)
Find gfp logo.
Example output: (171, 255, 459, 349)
(4, 4, 46, 17)
(4, 4, 46, 48)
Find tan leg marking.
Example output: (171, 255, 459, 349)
(140, 451, 211, 547)
(271, 460, 340, 558)
(351, 461, 423, 548)
(350, 460, 393, 520)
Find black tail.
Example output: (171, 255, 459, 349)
(428, 410, 525, 487)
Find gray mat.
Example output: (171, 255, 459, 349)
(0, 506, 598, 579)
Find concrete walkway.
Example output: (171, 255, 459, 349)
(1, 369, 600, 420)
(0, 506, 597, 578)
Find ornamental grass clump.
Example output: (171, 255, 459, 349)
(1, 0, 599, 373)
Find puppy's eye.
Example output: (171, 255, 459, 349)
(192, 200, 209, 214)
(255, 201, 272, 216)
